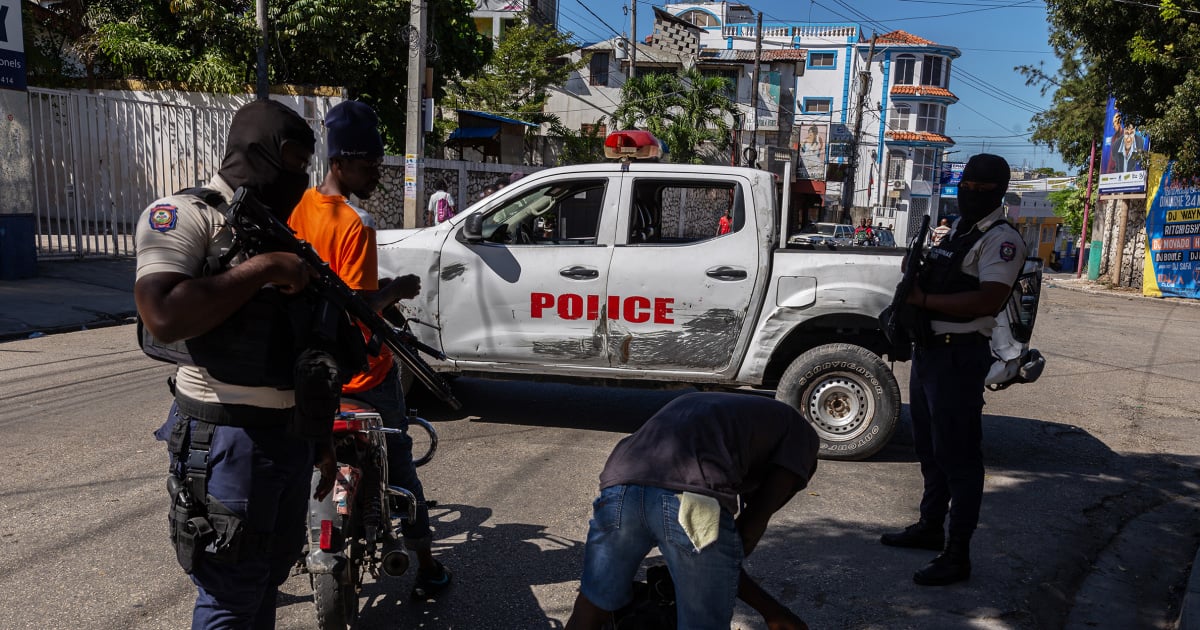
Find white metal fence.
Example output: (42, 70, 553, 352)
(27, 87, 330, 259)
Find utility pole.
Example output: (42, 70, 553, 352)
(1077, 138, 1097, 278)
(255, 0, 269, 100)
(747, 12, 763, 168)
(841, 33, 875, 222)
(629, 0, 637, 80)
(404, 0, 427, 229)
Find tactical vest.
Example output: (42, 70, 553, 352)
(918, 220, 1013, 324)
(138, 188, 311, 389)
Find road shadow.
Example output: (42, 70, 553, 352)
(341, 503, 579, 629)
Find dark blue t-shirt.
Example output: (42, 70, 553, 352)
(599, 392, 819, 513)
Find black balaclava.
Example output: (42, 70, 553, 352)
(957, 153, 1010, 229)
(218, 100, 316, 220)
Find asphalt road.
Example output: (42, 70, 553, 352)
(1, 284, 1199, 629)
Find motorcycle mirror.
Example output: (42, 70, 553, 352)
(463, 214, 484, 243)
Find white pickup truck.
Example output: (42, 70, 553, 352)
(377, 134, 906, 460)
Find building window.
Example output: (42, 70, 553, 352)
(808, 51, 837, 70)
(912, 148, 937, 183)
(589, 52, 610, 87)
(701, 68, 739, 101)
(916, 103, 945, 134)
(921, 55, 945, 87)
(678, 9, 720, 27)
(802, 97, 833, 114)
(887, 151, 906, 180)
(890, 104, 911, 131)
(893, 54, 916, 85)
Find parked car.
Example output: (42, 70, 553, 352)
(788, 222, 855, 246)
(873, 227, 897, 247)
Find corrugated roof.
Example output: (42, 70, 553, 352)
(890, 85, 958, 100)
(876, 30, 937, 46)
(698, 48, 806, 62)
(886, 130, 954, 144)
(456, 110, 538, 127)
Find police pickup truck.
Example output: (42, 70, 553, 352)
(377, 131, 905, 460)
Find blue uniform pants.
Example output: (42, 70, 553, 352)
(347, 365, 432, 541)
(909, 342, 992, 538)
(156, 406, 313, 630)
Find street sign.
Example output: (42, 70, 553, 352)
(0, 0, 26, 92)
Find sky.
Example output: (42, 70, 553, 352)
(553, 0, 1071, 174)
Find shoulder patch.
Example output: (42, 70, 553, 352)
(149, 204, 179, 233)
(999, 241, 1017, 262)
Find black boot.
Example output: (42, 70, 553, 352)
(913, 535, 971, 586)
(880, 519, 944, 551)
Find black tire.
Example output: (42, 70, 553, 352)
(312, 563, 358, 630)
(776, 343, 900, 461)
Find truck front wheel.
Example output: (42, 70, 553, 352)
(776, 343, 900, 461)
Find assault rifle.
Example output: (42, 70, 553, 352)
(223, 187, 462, 410)
(878, 214, 931, 362)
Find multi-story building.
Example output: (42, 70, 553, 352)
(472, 0, 559, 40)
(546, 1, 962, 243)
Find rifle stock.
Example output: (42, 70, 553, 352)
(878, 214, 931, 361)
(224, 187, 463, 410)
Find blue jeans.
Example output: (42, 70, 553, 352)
(579, 484, 743, 629)
(155, 405, 313, 630)
(348, 365, 431, 541)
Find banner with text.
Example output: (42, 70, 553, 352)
(1143, 161, 1200, 299)
(0, 0, 27, 91)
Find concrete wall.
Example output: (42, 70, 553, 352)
(0, 89, 33, 215)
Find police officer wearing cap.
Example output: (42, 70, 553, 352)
(135, 100, 344, 628)
(879, 154, 1026, 586)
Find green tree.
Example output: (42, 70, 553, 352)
(1018, 47, 1108, 171)
(450, 19, 585, 123)
(1039, 0, 1200, 175)
(31, 0, 492, 153)
(1048, 174, 1097, 240)
(547, 117, 606, 165)
(613, 67, 737, 164)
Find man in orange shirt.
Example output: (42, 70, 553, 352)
(288, 101, 452, 598)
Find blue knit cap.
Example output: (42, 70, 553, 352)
(325, 101, 384, 159)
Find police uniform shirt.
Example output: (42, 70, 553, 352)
(135, 175, 294, 410)
(933, 206, 1026, 336)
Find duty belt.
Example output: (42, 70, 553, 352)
(923, 332, 989, 346)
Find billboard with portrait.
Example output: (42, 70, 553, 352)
(1098, 97, 1151, 194)
(940, 162, 964, 196)
(794, 117, 828, 181)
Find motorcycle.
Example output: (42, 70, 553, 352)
(302, 399, 439, 629)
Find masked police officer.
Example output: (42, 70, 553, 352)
(135, 100, 340, 628)
(880, 154, 1026, 586)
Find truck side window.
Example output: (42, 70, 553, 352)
(628, 180, 743, 244)
(480, 179, 606, 245)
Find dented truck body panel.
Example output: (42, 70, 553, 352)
(374, 161, 902, 388)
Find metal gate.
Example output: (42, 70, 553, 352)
(27, 88, 327, 259)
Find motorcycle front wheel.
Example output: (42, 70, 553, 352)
(312, 561, 359, 630)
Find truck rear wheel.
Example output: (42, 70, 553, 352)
(776, 343, 900, 461)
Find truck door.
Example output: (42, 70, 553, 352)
(437, 176, 618, 368)
(605, 175, 763, 373)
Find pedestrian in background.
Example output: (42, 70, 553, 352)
(566, 392, 816, 630)
(931, 217, 951, 246)
(427, 179, 456, 226)
(881, 153, 1026, 586)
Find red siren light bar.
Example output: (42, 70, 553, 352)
(604, 130, 663, 161)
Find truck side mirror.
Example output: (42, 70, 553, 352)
(462, 214, 484, 243)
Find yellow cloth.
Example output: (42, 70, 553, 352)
(676, 492, 721, 552)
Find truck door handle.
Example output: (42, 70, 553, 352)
(560, 265, 599, 280)
(706, 266, 747, 281)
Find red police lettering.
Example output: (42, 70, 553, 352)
(559, 293, 584, 320)
(532, 292, 554, 318)
(624, 296, 651, 323)
(531, 292, 674, 324)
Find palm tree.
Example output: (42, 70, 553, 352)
(613, 67, 738, 164)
